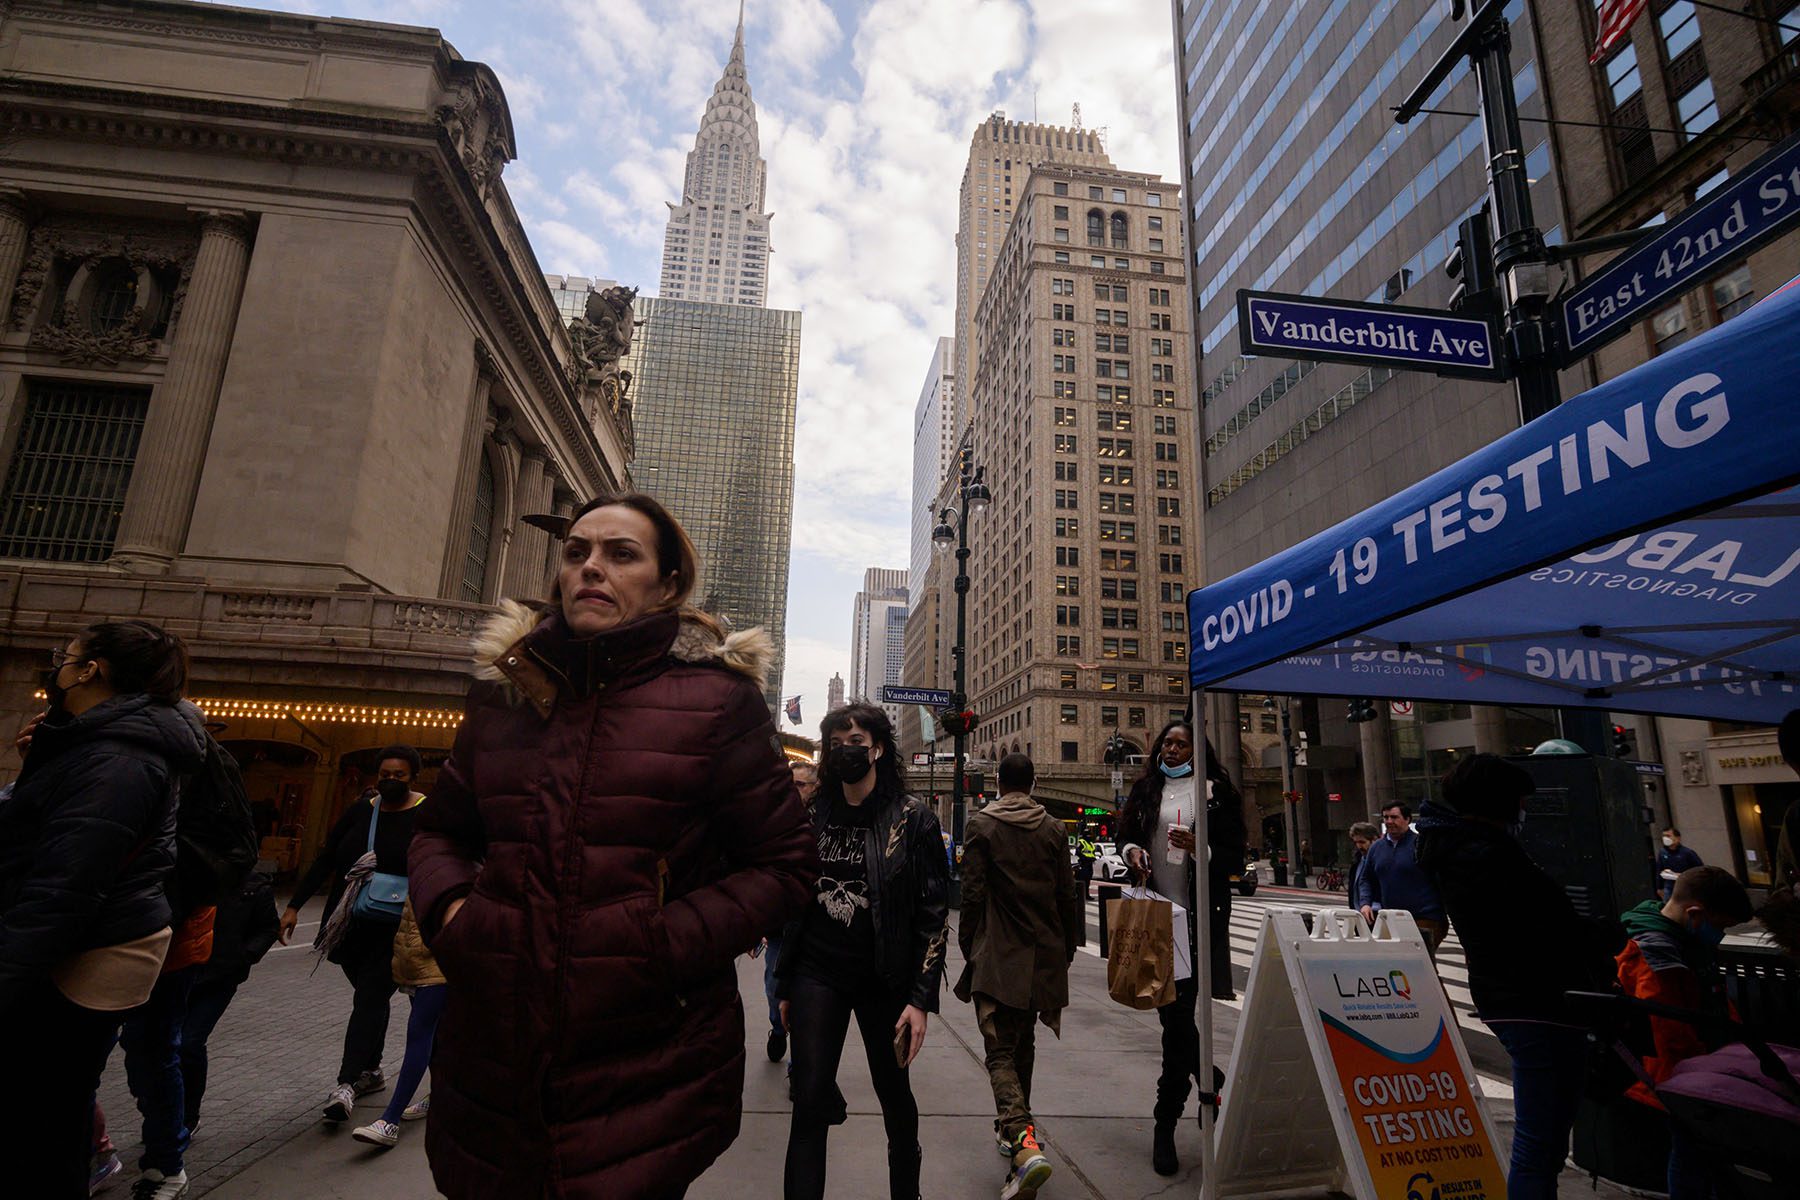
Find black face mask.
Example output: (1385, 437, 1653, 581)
(827, 744, 874, 785)
(376, 778, 411, 805)
(41, 665, 71, 717)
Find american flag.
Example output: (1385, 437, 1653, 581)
(1590, 0, 1648, 64)
(783, 695, 802, 725)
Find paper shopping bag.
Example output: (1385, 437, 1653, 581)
(1105, 892, 1176, 1010)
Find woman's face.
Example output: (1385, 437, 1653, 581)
(1160, 725, 1194, 768)
(557, 505, 678, 636)
(827, 720, 882, 760)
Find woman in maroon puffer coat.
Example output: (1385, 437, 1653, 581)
(410, 493, 819, 1200)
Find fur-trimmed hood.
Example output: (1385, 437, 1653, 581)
(471, 600, 773, 711)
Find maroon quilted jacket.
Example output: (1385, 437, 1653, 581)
(410, 601, 818, 1200)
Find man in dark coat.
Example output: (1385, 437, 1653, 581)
(955, 753, 1083, 1199)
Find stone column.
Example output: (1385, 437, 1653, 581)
(0, 190, 32, 314)
(436, 344, 498, 599)
(1359, 709, 1396, 816)
(1472, 704, 1509, 755)
(1211, 692, 1244, 790)
(112, 210, 253, 573)
(499, 448, 551, 602)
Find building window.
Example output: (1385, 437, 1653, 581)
(1053, 182, 1068, 196)
(1127, 673, 1145, 692)
(461, 448, 497, 602)
(1652, 301, 1690, 353)
(0, 380, 149, 562)
(1658, 0, 1702, 58)
(1054, 205, 1069, 219)
(1101, 705, 1119, 725)
(1054, 460, 1078, 481)
(1054, 251, 1070, 264)
(1157, 496, 1182, 517)
(1061, 740, 1079, 762)
(1056, 574, 1080, 596)
(1160, 552, 1184, 573)
(1056, 604, 1080, 625)
(1087, 210, 1104, 246)
(1110, 212, 1128, 248)
(1605, 43, 1642, 107)
(1057, 635, 1081, 655)
(1712, 264, 1754, 320)
(1060, 668, 1077, 689)
(1101, 670, 1119, 691)
(1675, 76, 1718, 136)
(1056, 546, 1079, 566)
(1060, 704, 1078, 724)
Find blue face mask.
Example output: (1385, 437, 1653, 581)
(1159, 759, 1194, 778)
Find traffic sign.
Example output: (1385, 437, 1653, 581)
(882, 685, 952, 706)
(1238, 289, 1502, 378)
(1389, 700, 1414, 718)
(912, 752, 930, 766)
(1562, 131, 1800, 358)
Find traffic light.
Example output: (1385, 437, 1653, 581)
(1103, 733, 1125, 765)
(1346, 698, 1380, 723)
(964, 771, 985, 796)
(1445, 206, 1498, 317)
(1612, 724, 1635, 758)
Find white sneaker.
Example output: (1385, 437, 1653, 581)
(401, 1095, 430, 1122)
(129, 1169, 189, 1200)
(352, 1119, 400, 1148)
(323, 1082, 356, 1122)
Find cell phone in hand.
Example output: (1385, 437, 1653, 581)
(893, 1024, 910, 1067)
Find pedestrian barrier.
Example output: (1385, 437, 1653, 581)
(1214, 907, 1505, 1200)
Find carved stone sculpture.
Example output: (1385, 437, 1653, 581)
(566, 285, 639, 434)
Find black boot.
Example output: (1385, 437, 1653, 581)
(888, 1140, 922, 1199)
(1152, 1120, 1178, 1176)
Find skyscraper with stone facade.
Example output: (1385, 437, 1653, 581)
(953, 113, 1111, 440)
(657, 5, 772, 307)
(850, 567, 908, 729)
(828, 672, 845, 713)
(964, 161, 1196, 816)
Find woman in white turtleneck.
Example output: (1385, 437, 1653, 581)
(1116, 720, 1247, 1177)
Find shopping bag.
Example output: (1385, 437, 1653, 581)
(1105, 889, 1176, 1009)
(1129, 885, 1192, 982)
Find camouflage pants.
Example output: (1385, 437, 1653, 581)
(974, 995, 1039, 1143)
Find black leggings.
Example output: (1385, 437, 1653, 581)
(335, 920, 398, 1084)
(783, 973, 920, 1200)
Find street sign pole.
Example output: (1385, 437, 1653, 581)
(1397, 0, 1559, 422)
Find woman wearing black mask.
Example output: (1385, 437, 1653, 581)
(279, 744, 425, 1124)
(777, 703, 948, 1200)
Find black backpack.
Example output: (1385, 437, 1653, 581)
(171, 734, 259, 913)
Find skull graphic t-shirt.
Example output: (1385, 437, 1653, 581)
(796, 798, 879, 986)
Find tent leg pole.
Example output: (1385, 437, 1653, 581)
(1192, 688, 1218, 1200)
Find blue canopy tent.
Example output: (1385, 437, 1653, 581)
(1177, 279, 1798, 1200)
(1184, 277, 1800, 720)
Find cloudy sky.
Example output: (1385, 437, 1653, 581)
(222, 0, 1181, 730)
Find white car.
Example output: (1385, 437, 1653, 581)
(1094, 842, 1131, 883)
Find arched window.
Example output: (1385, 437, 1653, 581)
(87, 260, 142, 334)
(460, 448, 496, 602)
(1087, 209, 1104, 246)
(1110, 212, 1128, 249)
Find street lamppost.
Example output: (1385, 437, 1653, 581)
(1263, 696, 1302, 886)
(932, 461, 990, 894)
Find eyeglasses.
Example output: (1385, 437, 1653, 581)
(48, 648, 88, 669)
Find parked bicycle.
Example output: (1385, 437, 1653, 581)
(1313, 866, 1346, 892)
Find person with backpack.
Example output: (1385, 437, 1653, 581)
(1413, 754, 1618, 1200)
(278, 745, 425, 1124)
(179, 865, 280, 1133)
(0, 621, 205, 1198)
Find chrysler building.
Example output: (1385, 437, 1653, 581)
(658, 3, 771, 306)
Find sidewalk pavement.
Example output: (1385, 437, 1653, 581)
(111, 901, 1630, 1199)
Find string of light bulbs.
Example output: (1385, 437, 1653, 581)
(30, 692, 464, 730)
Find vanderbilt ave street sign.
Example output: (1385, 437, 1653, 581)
(1237, 289, 1503, 379)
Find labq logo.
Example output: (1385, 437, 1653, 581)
(1452, 642, 1491, 682)
(1332, 969, 1412, 1001)
(1407, 1171, 1441, 1200)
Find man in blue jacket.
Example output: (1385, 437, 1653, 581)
(1356, 801, 1449, 959)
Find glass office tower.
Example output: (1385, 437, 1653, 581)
(624, 296, 801, 712)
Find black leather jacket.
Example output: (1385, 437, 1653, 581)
(0, 695, 206, 1012)
(777, 787, 950, 1013)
